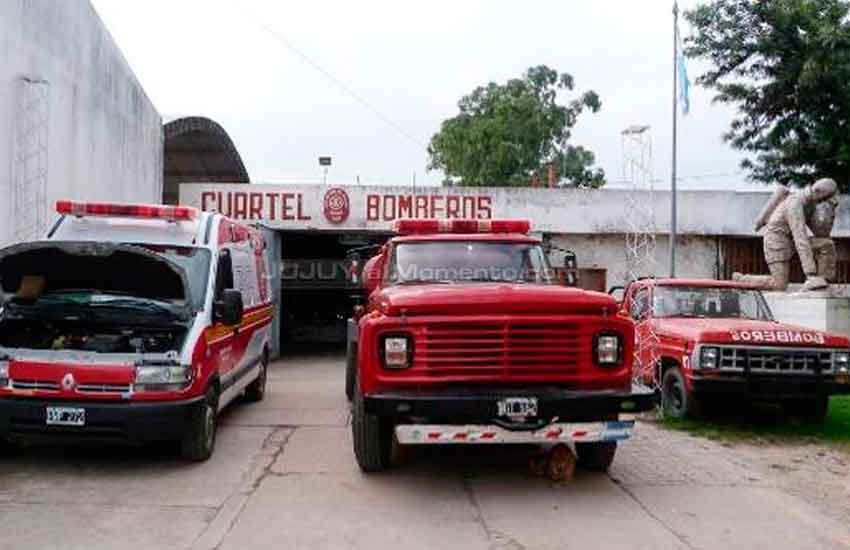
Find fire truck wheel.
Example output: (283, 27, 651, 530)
(662, 367, 701, 419)
(345, 341, 357, 402)
(245, 351, 269, 402)
(181, 387, 219, 462)
(783, 396, 829, 423)
(352, 390, 393, 472)
(575, 442, 617, 471)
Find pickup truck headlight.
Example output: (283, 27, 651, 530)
(134, 365, 192, 392)
(834, 351, 850, 374)
(594, 333, 622, 366)
(698, 347, 719, 370)
(382, 335, 412, 369)
(0, 360, 8, 387)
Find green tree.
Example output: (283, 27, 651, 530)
(685, 0, 850, 189)
(427, 65, 605, 187)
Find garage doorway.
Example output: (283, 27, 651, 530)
(279, 230, 390, 351)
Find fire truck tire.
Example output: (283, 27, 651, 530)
(575, 442, 617, 471)
(352, 390, 393, 472)
(245, 350, 269, 402)
(783, 396, 829, 423)
(661, 367, 701, 419)
(181, 387, 219, 462)
(345, 341, 357, 402)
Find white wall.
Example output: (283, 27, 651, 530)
(0, 0, 162, 247)
(548, 233, 719, 290)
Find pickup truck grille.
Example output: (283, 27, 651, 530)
(718, 347, 834, 374)
(414, 322, 583, 378)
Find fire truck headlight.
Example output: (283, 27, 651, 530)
(134, 365, 192, 391)
(595, 334, 621, 366)
(698, 347, 719, 370)
(0, 360, 8, 387)
(382, 335, 412, 369)
(833, 351, 849, 374)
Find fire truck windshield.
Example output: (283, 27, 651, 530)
(653, 286, 773, 321)
(388, 241, 555, 285)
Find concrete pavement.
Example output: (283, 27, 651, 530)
(0, 352, 848, 550)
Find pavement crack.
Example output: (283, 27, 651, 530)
(461, 474, 525, 550)
(612, 476, 697, 550)
(251, 426, 296, 491)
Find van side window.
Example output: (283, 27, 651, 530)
(215, 250, 234, 298)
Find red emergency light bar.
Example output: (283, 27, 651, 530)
(393, 218, 531, 235)
(56, 200, 199, 221)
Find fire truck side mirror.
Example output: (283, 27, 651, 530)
(362, 255, 384, 295)
(562, 251, 578, 287)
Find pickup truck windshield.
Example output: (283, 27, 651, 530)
(389, 241, 554, 285)
(653, 286, 773, 321)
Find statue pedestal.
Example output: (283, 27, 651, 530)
(762, 289, 850, 337)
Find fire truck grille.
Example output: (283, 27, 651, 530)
(416, 322, 582, 377)
(719, 347, 834, 374)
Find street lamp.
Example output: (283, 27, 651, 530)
(319, 156, 332, 185)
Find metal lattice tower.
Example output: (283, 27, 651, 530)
(621, 125, 660, 389)
(13, 77, 50, 243)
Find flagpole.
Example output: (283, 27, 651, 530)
(670, 1, 679, 277)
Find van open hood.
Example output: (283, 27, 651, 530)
(0, 241, 192, 318)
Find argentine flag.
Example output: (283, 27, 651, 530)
(676, 25, 691, 115)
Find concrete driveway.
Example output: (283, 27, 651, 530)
(1, 353, 848, 550)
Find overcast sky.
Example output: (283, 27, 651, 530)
(91, 0, 758, 190)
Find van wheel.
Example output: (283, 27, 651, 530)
(783, 396, 829, 423)
(245, 352, 269, 402)
(352, 389, 393, 472)
(661, 367, 701, 419)
(575, 442, 617, 471)
(181, 387, 219, 462)
(345, 341, 357, 402)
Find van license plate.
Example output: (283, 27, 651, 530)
(46, 407, 85, 426)
(497, 397, 538, 419)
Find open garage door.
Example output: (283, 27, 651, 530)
(279, 231, 390, 351)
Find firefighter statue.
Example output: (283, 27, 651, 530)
(734, 178, 839, 291)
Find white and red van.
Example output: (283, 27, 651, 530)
(0, 200, 274, 460)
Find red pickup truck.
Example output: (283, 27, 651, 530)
(346, 219, 656, 472)
(621, 279, 850, 420)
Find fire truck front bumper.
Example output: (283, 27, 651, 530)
(365, 384, 658, 445)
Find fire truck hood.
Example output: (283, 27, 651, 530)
(654, 317, 848, 348)
(374, 283, 619, 317)
(0, 241, 192, 317)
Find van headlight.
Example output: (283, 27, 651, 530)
(595, 333, 622, 366)
(134, 365, 192, 391)
(834, 351, 850, 374)
(698, 347, 719, 370)
(382, 335, 412, 369)
(0, 360, 8, 387)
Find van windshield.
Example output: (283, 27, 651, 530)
(138, 245, 211, 310)
(388, 241, 555, 285)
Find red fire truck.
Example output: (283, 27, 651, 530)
(346, 219, 656, 472)
(0, 201, 274, 460)
(620, 278, 850, 420)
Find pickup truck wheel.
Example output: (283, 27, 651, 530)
(352, 389, 393, 472)
(345, 341, 357, 402)
(575, 442, 617, 471)
(245, 352, 269, 402)
(783, 396, 829, 423)
(661, 367, 700, 419)
(181, 388, 219, 462)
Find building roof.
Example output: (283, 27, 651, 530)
(163, 116, 249, 205)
